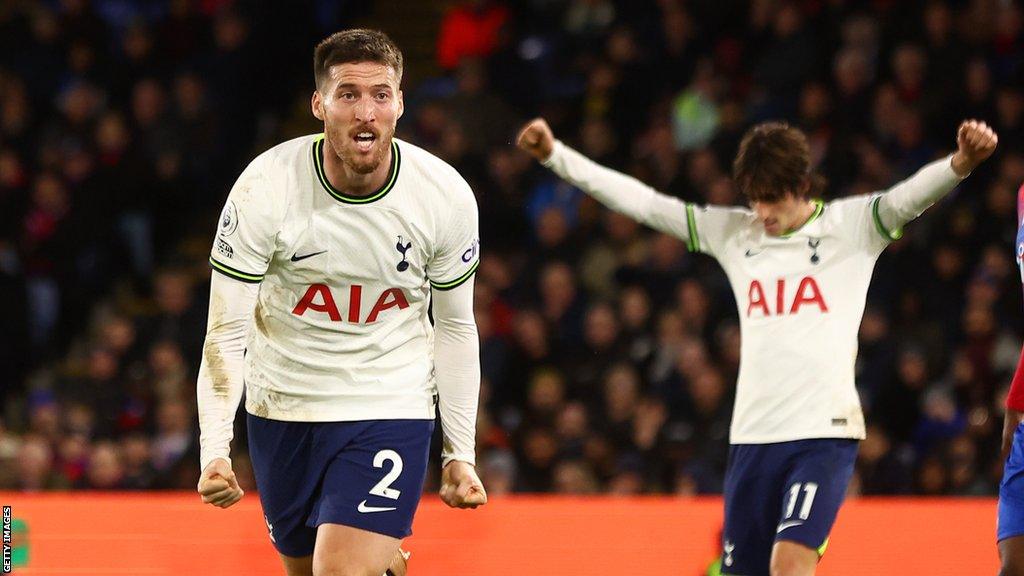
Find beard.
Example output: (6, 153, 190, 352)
(325, 124, 394, 176)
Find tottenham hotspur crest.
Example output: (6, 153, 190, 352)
(396, 236, 412, 272)
(808, 237, 821, 265)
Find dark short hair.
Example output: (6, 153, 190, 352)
(732, 122, 825, 202)
(313, 29, 403, 91)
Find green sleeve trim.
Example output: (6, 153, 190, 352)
(685, 203, 700, 252)
(209, 257, 264, 283)
(817, 537, 830, 557)
(430, 259, 479, 291)
(871, 196, 904, 241)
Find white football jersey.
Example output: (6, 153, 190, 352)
(542, 140, 962, 446)
(209, 134, 480, 422)
(688, 195, 897, 443)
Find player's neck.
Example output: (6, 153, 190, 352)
(784, 199, 818, 234)
(322, 142, 394, 197)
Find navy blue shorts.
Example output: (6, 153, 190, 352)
(247, 414, 434, 557)
(999, 422, 1024, 542)
(721, 438, 858, 575)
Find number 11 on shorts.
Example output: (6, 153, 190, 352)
(784, 482, 818, 520)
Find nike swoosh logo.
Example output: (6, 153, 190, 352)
(290, 250, 327, 262)
(357, 500, 397, 513)
(745, 248, 763, 257)
(776, 520, 804, 533)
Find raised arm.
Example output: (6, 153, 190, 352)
(516, 118, 692, 241)
(875, 120, 997, 235)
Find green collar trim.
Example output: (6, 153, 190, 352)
(313, 135, 400, 204)
(779, 199, 824, 238)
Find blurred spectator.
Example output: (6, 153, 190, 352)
(151, 399, 193, 474)
(856, 425, 913, 495)
(14, 435, 67, 491)
(2, 0, 1023, 497)
(81, 441, 124, 490)
(437, 0, 508, 71)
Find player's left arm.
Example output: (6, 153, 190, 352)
(428, 175, 486, 509)
(875, 120, 997, 236)
(432, 278, 487, 508)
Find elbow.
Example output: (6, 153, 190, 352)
(435, 319, 479, 342)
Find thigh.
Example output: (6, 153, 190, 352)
(722, 444, 784, 576)
(770, 540, 818, 576)
(279, 553, 313, 576)
(999, 423, 1024, 543)
(773, 439, 858, 556)
(248, 414, 339, 558)
(314, 523, 400, 576)
(309, 419, 434, 540)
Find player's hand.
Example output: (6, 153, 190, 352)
(516, 118, 556, 162)
(197, 458, 244, 508)
(1003, 409, 1024, 461)
(951, 119, 998, 177)
(439, 460, 487, 509)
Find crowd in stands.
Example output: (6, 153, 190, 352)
(2, 0, 1024, 499)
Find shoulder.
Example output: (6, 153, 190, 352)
(826, 193, 876, 210)
(693, 203, 755, 224)
(232, 135, 317, 213)
(396, 138, 474, 202)
(250, 133, 319, 177)
(824, 193, 877, 222)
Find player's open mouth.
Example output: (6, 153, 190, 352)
(353, 132, 376, 153)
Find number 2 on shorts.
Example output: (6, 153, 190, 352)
(784, 482, 818, 520)
(369, 449, 404, 500)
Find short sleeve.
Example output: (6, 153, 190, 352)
(209, 158, 280, 283)
(687, 204, 751, 259)
(428, 180, 480, 291)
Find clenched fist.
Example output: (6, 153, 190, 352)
(951, 119, 998, 177)
(439, 460, 487, 509)
(516, 118, 556, 162)
(197, 457, 244, 508)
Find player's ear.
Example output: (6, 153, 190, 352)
(311, 90, 324, 121)
(396, 89, 405, 121)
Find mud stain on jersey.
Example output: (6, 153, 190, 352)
(204, 292, 231, 398)
(254, 300, 269, 338)
(251, 397, 270, 418)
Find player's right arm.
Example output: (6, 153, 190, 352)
(196, 274, 258, 507)
(197, 156, 281, 508)
(516, 118, 692, 241)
